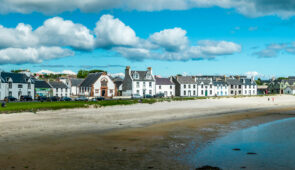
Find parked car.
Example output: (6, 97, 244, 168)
(49, 96, 60, 102)
(91, 97, 105, 101)
(20, 95, 33, 101)
(131, 94, 142, 99)
(37, 96, 49, 102)
(60, 97, 72, 101)
(144, 94, 153, 98)
(75, 96, 88, 101)
(154, 93, 165, 98)
(4, 96, 17, 102)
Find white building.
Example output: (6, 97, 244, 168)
(79, 72, 116, 97)
(49, 81, 70, 97)
(172, 76, 198, 97)
(122, 66, 156, 97)
(60, 78, 84, 96)
(196, 79, 214, 97)
(226, 77, 257, 96)
(284, 86, 295, 95)
(155, 77, 175, 97)
(0, 72, 35, 100)
(213, 81, 229, 96)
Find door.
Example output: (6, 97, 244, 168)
(102, 90, 106, 97)
(205, 90, 208, 96)
(188, 91, 191, 96)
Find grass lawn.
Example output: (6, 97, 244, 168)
(0, 95, 275, 114)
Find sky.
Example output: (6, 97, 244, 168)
(1, 0, 295, 79)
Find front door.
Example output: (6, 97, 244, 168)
(188, 91, 191, 96)
(205, 90, 208, 96)
(101, 89, 106, 97)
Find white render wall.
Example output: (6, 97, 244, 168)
(53, 88, 70, 97)
(92, 75, 116, 97)
(7, 83, 35, 99)
(0, 83, 7, 100)
(242, 85, 257, 95)
(155, 85, 175, 97)
(132, 81, 155, 96)
(71, 86, 79, 96)
(197, 83, 214, 97)
(213, 85, 229, 96)
(179, 84, 198, 97)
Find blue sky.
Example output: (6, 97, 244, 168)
(1, 1, 295, 79)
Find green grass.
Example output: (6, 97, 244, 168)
(0, 94, 279, 114)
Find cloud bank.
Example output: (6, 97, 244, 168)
(1, 0, 295, 18)
(0, 14, 241, 64)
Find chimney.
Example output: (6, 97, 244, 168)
(125, 66, 131, 77)
(251, 76, 254, 82)
(147, 67, 152, 74)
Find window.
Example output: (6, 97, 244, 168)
(28, 92, 31, 96)
(201, 90, 203, 95)
(245, 90, 247, 94)
(210, 84, 212, 88)
(18, 84, 23, 88)
(210, 90, 212, 95)
(184, 91, 186, 95)
(136, 82, 140, 88)
(56, 88, 58, 92)
(170, 85, 172, 89)
(253, 90, 255, 94)
(28, 83, 31, 89)
(205, 86, 208, 89)
(193, 85, 196, 89)
(95, 89, 99, 93)
(136, 90, 140, 94)
(9, 91, 12, 96)
(149, 82, 152, 87)
(9, 82, 12, 89)
(159, 85, 162, 89)
(149, 90, 152, 94)
(134, 73, 139, 79)
(188, 85, 191, 88)
(193, 91, 196, 95)
(239, 85, 242, 89)
(231, 90, 234, 94)
(184, 85, 186, 89)
(201, 84, 204, 88)
(146, 73, 151, 79)
(217, 92, 219, 95)
(239, 90, 242, 94)
(231, 85, 234, 88)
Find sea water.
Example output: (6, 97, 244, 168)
(186, 117, 295, 170)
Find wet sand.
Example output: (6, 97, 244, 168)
(1, 96, 295, 169)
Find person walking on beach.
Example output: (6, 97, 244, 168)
(272, 97, 275, 102)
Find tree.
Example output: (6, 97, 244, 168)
(255, 78, 262, 85)
(89, 69, 106, 74)
(77, 70, 89, 78)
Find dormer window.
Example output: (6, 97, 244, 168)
(146, 73, 151, 79)
(133, 72, 139, 79)
(6, 77, 9, 82)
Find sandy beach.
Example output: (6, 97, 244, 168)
(1, 95, 295, 169)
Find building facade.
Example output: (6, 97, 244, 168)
(172, 76, 197, 97)
(79, 72, 116, 97)
(196, 79, 214, 97)
(49, 81, 70, 97)
(213, 81, 229, 96)
(122, 66, 156, 97)
(155, 77, 175, 97)
(34, 80, 52, 97)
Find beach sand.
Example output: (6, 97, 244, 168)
(1, 95, 295, 169)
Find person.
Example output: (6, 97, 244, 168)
(1, 102, 6, 108)
(268, 97, 270, 101)
(272, 97, 275, 102)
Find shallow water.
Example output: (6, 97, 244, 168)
(185, 117, 295, 170)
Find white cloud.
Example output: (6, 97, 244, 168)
(36, 69, 76, 75)
(254, 43, 295, 58)
(0, 47, 74, 64)
(35, 17, 95, 50)
(149, 27, 188, 52)
(109, 72, 125, 78)
(95, 15, 139, 48)
(245, 71, 261, 78)
(2, 0, 295, 18)
(196, 40, 242, 56)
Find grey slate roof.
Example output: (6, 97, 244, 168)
(35, 80, 51, 88)
(0, 72, 32, 83)
(196, 79, 212, 85)
(112, 77, 123, 82)
(213, 81, 227, 86)
(79, 72, 103, 87)
(131, 71, 154, 81)
(175, 76, 196, 84)
(155, 77, 174, 85)
(70, 78, 84, 86)
(242, 78, 257, 86)
(226, 78, 243, 85)
(286, 86, 295, 90)
(49, 81, 68, 88)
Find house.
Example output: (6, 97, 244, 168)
(213, 81, 229, 96)
(284, 86, 295, 95)
(257, 85, 268, 95)
(268, 79, 295, 94)
(79, 72, 116, 97)
(226, 77, 257, 96)
(49, 81, 70, 97)
(122, 66, 156, 97)
(155, 77, 175, 97)
(196, 78, 214, 97)
(112, 77, 123, 96)
(171, 76, 197, 97)
(34, 80, 52, 97)
(0, 72, 35, 100)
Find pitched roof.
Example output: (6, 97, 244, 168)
(155, 77, 174, 85)
(226, 78, 243, 85)
(213, 81, 227, 86)
(112, 77, 123, 82)
(175, 76, 196, 84)
(70, 78, 84, 86)
(0, 72, 31, 83)
(131, 71, 154, 81)
(285, 86, 295, 90)
(242, 78, 257, 86)
(79, 72, 103, 87)
(35, 80, 51, 88)
(196, 79, 212, 85)
(49, 81, 68, 88)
